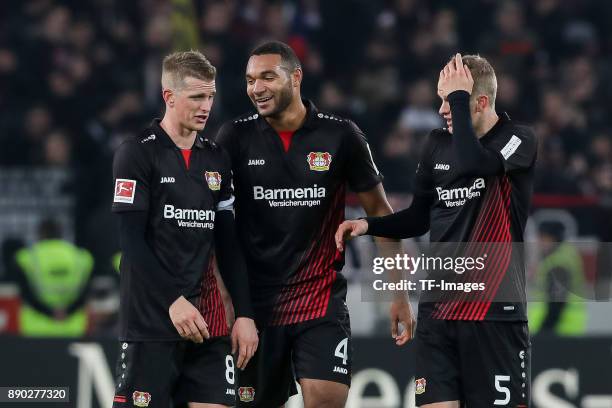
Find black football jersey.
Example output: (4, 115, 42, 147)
(112, 120, 232, 340)
(415, 113, 537, 321)
(216, 100, 382, 326)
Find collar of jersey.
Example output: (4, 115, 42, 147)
(150, 119, 206, 149)
(256, 99, 319, 134)
(480, 111, 511, 142)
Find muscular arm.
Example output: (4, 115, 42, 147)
(357, 183, 393, 217)
(357, 184, 416, 344)
(448, 90, 503, 176)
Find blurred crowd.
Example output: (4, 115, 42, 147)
(2, 0, 612, 192)
(0, 0, 610, 276)
(1, 0, 612, 337)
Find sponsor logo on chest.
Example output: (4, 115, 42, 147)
(163, 204, 215, 229)
(436, 178, 486, 207)
(248, 159, 265, 166)
(160, 176, 175, 184)
(434, 163, 450, 171)
(253, 185, 326, 208)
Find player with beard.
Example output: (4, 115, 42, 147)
(216, 41, 415, 408)
(336, 54, 537, 407)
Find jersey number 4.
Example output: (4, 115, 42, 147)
(334, 338, 349, 365)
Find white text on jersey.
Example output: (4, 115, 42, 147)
(163, 204, 215, 229)
(436, 178, 486, 207)
(253, 185, 326, 208)
(248, 159, 266, 166)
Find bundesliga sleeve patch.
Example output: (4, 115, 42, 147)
(500, 134, 522, 160)
(114, 179, 136, 204)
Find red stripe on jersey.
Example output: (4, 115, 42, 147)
(181, 149, 192, 169)
(432, 177, 512, 320)
(465, 177, 511, 320)
(277, 131, 295, 152)
(475, 178, 512, 319)
(452, 183, 507, 320)
(270, 185, 345, 325)
(198, 255, 229, 336)
(114, 396, 127, 403)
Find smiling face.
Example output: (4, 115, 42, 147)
(169, 76, 216, 132)
(245, 54, 296, 118)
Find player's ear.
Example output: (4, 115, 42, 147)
(162, 88, 174, 107)
(292, 68, 303, 88)
(474, 95, 487, 113)
(481, 95, 491, 112)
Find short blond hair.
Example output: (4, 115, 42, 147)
(161, 50, 216, 90)
(461, 54, 497, 108)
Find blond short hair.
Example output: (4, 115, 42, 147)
(161, 50, 216, 91)
(461, 54, 497, 108)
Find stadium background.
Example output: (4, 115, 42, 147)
(0, 0, 611, 407)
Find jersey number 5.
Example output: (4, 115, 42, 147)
(494, 375, 511, 405)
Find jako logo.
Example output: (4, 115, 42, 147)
(160, 177, 175, 183)
(248, 159, 265, 166)
(434, 163, 450, 171)
(436, 178, 485, 201)
(333, 366, 348, 374)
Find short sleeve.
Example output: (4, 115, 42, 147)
(488, 128, 537, 173)
(217, 151, 235, 212)
(112, 141, 151, 213)
(413, 132, 435, 197)
(344, 120, 384, 192)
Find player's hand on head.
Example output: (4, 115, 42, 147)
(438, 53, 474, 97)
(389, 298, 416, 346)
(231, 317, 259, 370)
(335, 219, 368, 252)
(169, 295, 210, 343)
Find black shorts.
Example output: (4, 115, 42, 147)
(237, 297, 352, 407)
(112, 337, 235, 407)
(414, 319, 531, 407)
